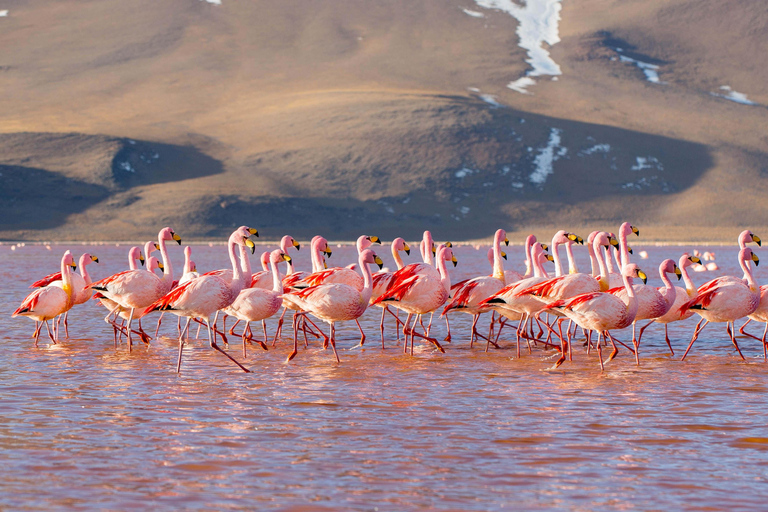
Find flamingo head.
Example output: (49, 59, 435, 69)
(260, 251, 270, 271)
(622, 263, 647, 284)
(189, 261, 197, 273)
(496, 229, 509, 246)
(159, 227, 182, 245)
(739, 230, 762, 248)
(679, 253, 701, 269)
(620, 222, 640, 239)
(129, 247, 144, 266)
(270, 249, 292, 265)
(62, 251, 77, 271)
(741, 247, 760, 267)
(360, 249, 384, 270)
(393, 237, 410, 255)
(437, 245, 458, 267)
(357, 235, 381, 252)
(281, 235, 300, 252)
(147, 256, 162, 273)
(660, 259, 681, 280)
(593, 232, 611, 250)
(525, 234, 537, 249)
(80, 253, 99, 267)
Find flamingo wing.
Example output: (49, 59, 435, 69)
(30, 271, 62, 288)
(13, 288, 45, 316)
(372, 275, 420, 305)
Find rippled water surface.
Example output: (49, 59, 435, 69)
(3, 242, 768, 510)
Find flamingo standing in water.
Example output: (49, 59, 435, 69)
(30, 252, 99, 338)
(652, 254, 702, 354)
(372, 245, 457, 355)
(442, 229, 509, 348)
(89, 227, 181, 349)
(155, 245, 200, 337)
(546, 264, 647, 370)
(225, 249, 293, 358)
(144, 226, 258, 373)
(13, 251, 78, 345)
(680, 247, 761, 360)
(370, 237, 411, 347)
(283, 249, 384, 363)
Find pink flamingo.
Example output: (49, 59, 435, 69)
(282, 249, 384, 363)
(30, 252, 99, 338)
(89, 227, 181, 349)
(680, 247, 761, 360)
(155, 245, 200, 337)
(93, 246, 146, 342)
(144, 226, 258, 373)
(250, 235, 301, 290)
(546, 263, 647, 370)
(225, 249, 293, 357)
(652, 254, 702, 354)
(606, 223, 639, 287)
(478, 241, 555, 356)
(13, 251, 78, 345)
(372, 245, 457, 355)
(442, 229, 509, 347)
(609, 259, 681, 364)
(370, 237, 411, 347)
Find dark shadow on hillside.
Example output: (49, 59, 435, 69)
(0, 165, 110, 231)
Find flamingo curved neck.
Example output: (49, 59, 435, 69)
(492, 232, 505, 280)
(739, 255, 757, 290)
(594, 240, 609, 290)
(435, 252, 451, 293)
(588, 241, 598, 276)
(359, 254, 374, 305)
(564, 242, 578, 274)
(60, 256, 74, 301)
(659, 267, 676, 307)
(157, 233, 173, 281)
(619, 227, 631, 268)
(280, 236, 294, 276)
(551, 239, 563, 277)
(78, 254, 92, 285)
(423, 232, 434, 266)
(183, 248, 192, 275)
(532, 246, 544, 278)
(392, 243, 405, 270)
(310, 240, 323, 273)
(270, 256, 283, 293)
(228, 237, 246, 294)
(681, 265, 696, 295)
(604, 247, 615, 274)
(621, 270, 638, 319)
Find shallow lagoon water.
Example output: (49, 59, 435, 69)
(2, 242, 768, 510)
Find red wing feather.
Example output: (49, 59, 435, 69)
(443, 280, 480, 314)
(30, 271, 62, 288)
(372, 276, 419, 305)
(13, 289, 43, 316)
(144, 281, 194, 315)
(514, 276, 566, 298)
(90, 270, 133, 290)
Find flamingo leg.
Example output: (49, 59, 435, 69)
(44, 320, 57, 344)
(762, 322, 768, 362)
(738, 318, 763, 342)
(262, 320, 268, 344)
(242, 321, 249, 358)
(155, 312, 164, 338)
(274, 308, 287, 343)
(63, 311, 70, 338)
(402, 313, 413, 354)
(425, 312, 434, 336)
(444, 315, 451, 342)
(727, 322, 746, 360)
(205, 317, 250, 372)
(351, 319, 366, 348)
(286, 314, 300, 363)
(380, 307, 386, 348)
(329, 323, 340, 363)
(177, 317, 192, 373)
(125, 308, 135, 351)
(664, 324, 675, 355)
(229, 319, 241, 336)
(681, 320, 709, 360)
(606, 332, 621, 363)
(596, 332, 605, 371)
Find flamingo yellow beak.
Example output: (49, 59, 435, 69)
(191, 264, 197, 272)
(689, 256, 701, 264)
(69, 261, 78, 270)
(451, 255, 458, 267)
(752, 252, 760, 266)
(154, 242, 160, 250)
(752, 234, 762, 246)
(637, 269, 647, 284)
(675, 265, 682, 280)
(248, 228, 259, 237)
(369, 236, 381, 245)
(541, 243, 549, 252)
(292, 239, 301, 250)
(324, 245, 332, 258)
(374, 255, 384, 270)
(158, 262, 165, 271)
(545, 254, 555, 262)
(501, 251, 507, 260)
(504, 237, 510, 246)
(91, 255, 99, 263)
(172, 231, 182, 245)
(631, 226, 640, 236)
(244, 238, 256, 254)
(403, 243, 411, 255)
(323, 260, 328, 269)
(627, 246, 634, 254)
(282, 253, 292, 263)
(445, 241, 453, 248)
(139, 253, 145, 266)
(609, 236, 619, 248)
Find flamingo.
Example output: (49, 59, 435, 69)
(30, 252, 99, 338)
(89, 227, 181, 349)
(650, 254, 702, 354)
(372, 245, 457, 355)
(282, 249, 384, 363)
(680, 247, 761, 360)
(178, 246, 200, 286)
(144, 226, 258, 373)
(441, 229, 509, 347)
(251, 235, 301, 290)
(478, 241, 556, 356)
(609, 259, 681, 363)
(225, 249, 293, 358)
(370, 237, 411, 347)
(13, 251, 78, 345)
(546, 263, 647, 370)
(607, 223, 639, 287)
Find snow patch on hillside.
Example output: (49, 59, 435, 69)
(529, 128, 567, 185)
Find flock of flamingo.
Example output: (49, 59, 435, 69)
(11, 224, 768, 373)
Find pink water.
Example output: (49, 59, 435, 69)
(2, 242, 768, 510)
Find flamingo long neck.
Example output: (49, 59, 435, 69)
(60, 255, 74, 303)
(157, 234, 173, 282)
(280, 237, 295, 275)
(532, 246, 544, 278)
(564, 242, 578, 274)
(622, 270, 638, 320)
(228, 238, 246, 297)
(739, 255, 757, 290)
(392, 242, 405, 270)
(78, 254, 92, 286)
(604, 247, 616, 274)
(183, 247, 192, 275)
(619, 227, 631, 268)
(423, 232, 434, 266)
(680, 262, 696, 296)
(310, 240, 323, 273)
(551, 239, 564, 277)
(588, 239, 598, 276)
(359, 253, 374, 305)
(659, 267, 676, 308)
(270, 256, 283, 294)
(523, 236, 534, 278)
(594, 240, 609, 291)
(436, 251, 451, 293)
(492, 232, 505, 280)
(240, 245, 253, 283)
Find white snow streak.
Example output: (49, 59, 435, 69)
(462, 8, 485, 18)
(619, 55, 662, 84)
(473, 0, 563, 94)
(529, 128, 567, 185)
(713, 85, 757, 106)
